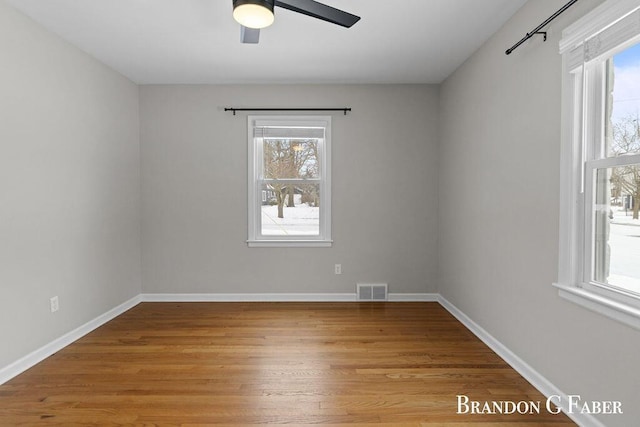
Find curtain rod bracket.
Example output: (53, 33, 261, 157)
(536, 31, 548, 42)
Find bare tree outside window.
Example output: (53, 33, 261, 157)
(263, 139, 319, 218)
(609, 116, 640, 219)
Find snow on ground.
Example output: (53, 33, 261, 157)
(608, 207, 640, 294)
(261, 203, 319, 236)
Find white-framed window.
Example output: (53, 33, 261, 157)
(557, 0, 640, 329)
(247, 116, 332, 247)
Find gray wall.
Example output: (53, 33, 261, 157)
(140, 85, 439, 295)
(438, 0, 639, 425)
(0, 1, 141, 368)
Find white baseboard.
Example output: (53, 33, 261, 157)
(388, 293, 439, 302)
(437, 295, 605, 427)
(142, 292, 439, 303)
(142, 293, 357, 302)
(0, 294, 141, 386)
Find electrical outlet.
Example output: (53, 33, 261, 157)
(50, 296, 59, 313)
(334, 264, 342, 275)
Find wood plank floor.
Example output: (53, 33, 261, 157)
(0, 302, 575, 426)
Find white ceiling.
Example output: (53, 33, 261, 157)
(6, 0, 527, 84)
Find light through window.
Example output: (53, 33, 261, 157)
(591, 44, 640, 295)
(247, 117, 332, 247)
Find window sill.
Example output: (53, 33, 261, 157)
(553, 283, 640, 330)
(247, 240, 333, 248)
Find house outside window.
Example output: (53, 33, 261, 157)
(557, 0, 640, 329)
(247, 116, 332, 247)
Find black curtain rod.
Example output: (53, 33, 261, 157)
(224, 107, 351, 116)
(505, 0, 579, 55)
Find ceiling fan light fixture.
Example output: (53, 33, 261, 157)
(233, 0, 275, 29)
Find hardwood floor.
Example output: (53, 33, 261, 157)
(0, 302, 575, 426)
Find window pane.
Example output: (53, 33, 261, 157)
(605, 42, 640, 157)
(593, 165, 640, 295)
(260, 183, 320, 236)
(263, 139, 319, 180)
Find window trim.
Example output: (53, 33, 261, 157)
(246, 115, 332, 248)
(557, 0, 640, 330)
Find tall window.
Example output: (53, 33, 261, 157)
(247, 116, 332, 247)
(558, 0, 640, 329)
(590, 44, 640, 295)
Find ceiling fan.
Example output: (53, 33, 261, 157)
(232, 0, 360, 44)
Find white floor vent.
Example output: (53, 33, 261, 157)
(357, 283, 388, 301)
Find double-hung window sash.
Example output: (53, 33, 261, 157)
(248, 116, 332, 247)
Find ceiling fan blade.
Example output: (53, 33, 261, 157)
(275, 0, 360, 28)
(240, 26, 261, 43)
